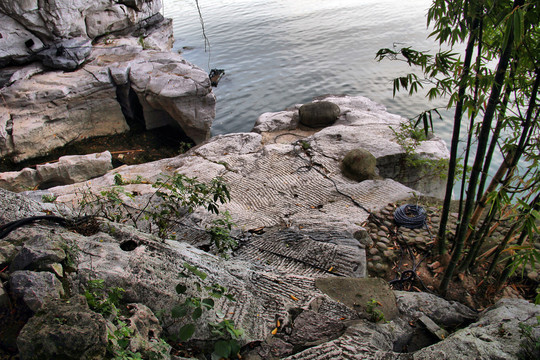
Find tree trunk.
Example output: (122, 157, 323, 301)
(439, 1, 520, 294)
(437, 14, 481, 255)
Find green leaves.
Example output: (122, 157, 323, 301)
(178, 324, 196, 342)
(149, 174, 232, 238)
(182, 262, 207, 280)
(84, 279, 125, 317)
(165, 261, 243, 356)
(206, 211, 238, 258)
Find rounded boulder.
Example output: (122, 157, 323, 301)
(341, 148, 378, 182)
(299, 101, 340, 128)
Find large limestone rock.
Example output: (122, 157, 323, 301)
(0, 1, 163, 69)
(0, 0, 214, 163)
(0, 32, 215, 163)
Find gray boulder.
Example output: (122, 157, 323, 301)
(9, 270, 65, 311)
(341, 148, 378, 182)
(395, 290, 478, 329)
(299, 101, 341, 128)
(37, 38, 92, 71)
(17, 295, 108, 360)
(9, 234, 67, 272)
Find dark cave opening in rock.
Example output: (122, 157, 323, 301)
(120, 240, 138, 251)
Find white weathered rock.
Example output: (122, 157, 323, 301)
(127, 50, 215, 143)
(0, 151, 113, 192)
(0, 0, 163, 41)
(36, 151, 113, 188)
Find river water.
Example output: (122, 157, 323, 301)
(163, 0, 454, 136)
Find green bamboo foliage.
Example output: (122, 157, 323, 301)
(377, 0, 539, 296)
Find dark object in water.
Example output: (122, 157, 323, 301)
(209, 69, 225, 87)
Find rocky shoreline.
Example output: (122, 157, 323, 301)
(0, 1, 539, 359)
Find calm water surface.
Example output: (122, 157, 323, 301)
(163, 0, 454, 137)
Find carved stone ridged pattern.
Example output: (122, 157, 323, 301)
(235, 229, 365, 278)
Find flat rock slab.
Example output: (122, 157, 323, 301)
(315, 277, 398, 321)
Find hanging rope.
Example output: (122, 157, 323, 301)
(194, 0, 212, 70)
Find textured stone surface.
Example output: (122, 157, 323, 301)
(253, 95, 449, 198)
(17, 296, 108, 360)
(1, 180, 538, 360)
(315, 277, 399, 321)
(9, 234, 66, 271)
(9, 270, 65, 311)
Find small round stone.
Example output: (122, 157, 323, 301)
(378, 237, 390, 244)
(376, 242, 388, 251)
(369, 248, 379, 255)
(371, 255, 382, 262)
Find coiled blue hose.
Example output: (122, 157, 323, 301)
(393, 204, 427, 229)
